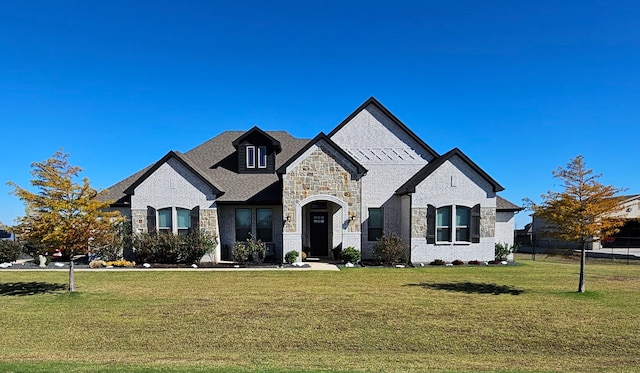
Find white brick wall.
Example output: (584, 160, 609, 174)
(131, 158, 217, 211)
(330, 103, 433, 258)
(410, 155, 497, 264)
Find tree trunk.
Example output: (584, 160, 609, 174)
(69, 256, 76, 292)
(578, 242, 586, 293)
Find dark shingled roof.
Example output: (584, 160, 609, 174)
(101, 131, 310, 206)
(496, 196, 523, 211)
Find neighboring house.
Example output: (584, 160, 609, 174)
(603, 194, 640, 248)
(0, 221, 14, 241)
(102, 97, 521, 263)
(530, 194, 640, 250)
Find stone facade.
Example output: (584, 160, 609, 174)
(132, 209, 146, 233)
(411, 208, 427, 238)
(200, 208, 218, 237)
(282, 142, 362, 233)
(480, 207, 496, 238)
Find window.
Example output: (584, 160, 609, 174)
(436, 206, 451, 242)
(235, 208, 252, 241)
(258, 146, 267, 168)
(256, 208, 273, 242)
(428, 204, 479, 244)
(368, 208, 384, 241)
(246, 146, 256, 168)
(177, 208, 191, 236)
(435, 205, 474, 243)
(456, 206, 471, 242)
(158, 208, 172, 234)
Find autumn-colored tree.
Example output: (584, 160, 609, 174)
(526, 155, 625, 293)
(8, 150, 123, 291)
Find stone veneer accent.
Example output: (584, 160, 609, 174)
(411, 208, 427, 238)
(199, 208, 219, 238)
(132, 209, 146, 233)
(480, 207, 496, 238)
(283, 144, 361, 233)
(411, 206, 495, 240)
(130, 207, 219, 240)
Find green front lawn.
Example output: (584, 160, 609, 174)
(1, 256, 639, 372)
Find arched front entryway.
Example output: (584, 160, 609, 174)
(297, 195, 349, 258)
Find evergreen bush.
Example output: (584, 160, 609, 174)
(0, 240, 22, 263)
(340, 246, 360, 264)
(284, 250, 299, 264)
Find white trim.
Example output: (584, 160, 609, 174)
(246, 146, 256, 168)
(295, 194, 349, 234)
(285, 144, 319, 174)
(436, 205, 472, 244)
(258, 146, 267, 168)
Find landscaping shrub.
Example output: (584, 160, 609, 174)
(284, 250, 299, 264)
(89, 260, 107, 268)
(430, 259, 446, 266)
(232, 236, 267, 264)
(183, 229, 218, 264)
(0, 240, 22, 263)
(495, 242, 518, 261)
(468, 260, 481, 265)
(93, 221, 133, 261)
(452, 259, 465, 266)
(373, 233, 407, 265)
(340, 246, 360, 264)
(106, 259, 136, 267)
(134, 230, 217, 264)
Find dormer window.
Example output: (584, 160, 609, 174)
(258, 146, 267, 168)
(246, 145, 267, 169)
(246, 146, 256, 168)
(233, 127, 282, 174)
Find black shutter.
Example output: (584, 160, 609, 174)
(190, 206, 200, 232)
(147, 206, 156, 233)
(471, 204, 481, 243)
(426, 205, 436, 244)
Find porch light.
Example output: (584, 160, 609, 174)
(286, 215, 291, 223)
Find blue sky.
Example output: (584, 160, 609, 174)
(1, 1, 638, 230)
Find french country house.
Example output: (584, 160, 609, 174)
(102, 97, 522, 264)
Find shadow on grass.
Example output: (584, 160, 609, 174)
(406, 281, 524, 295)
(0, 282, 67, 296)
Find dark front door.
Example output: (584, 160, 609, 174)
(310, 212, 328, 257)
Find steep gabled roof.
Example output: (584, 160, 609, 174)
(276, 132, 368, 176)
(395, 147, 504, 195)
(123, 151, 224, 196)
(231, 126, 282, 153)
(328, 96, 439, 159)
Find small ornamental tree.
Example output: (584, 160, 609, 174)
(525, 155, 625, 293)
(373, 233, 407, 265)
(8, 150, 124, 291)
